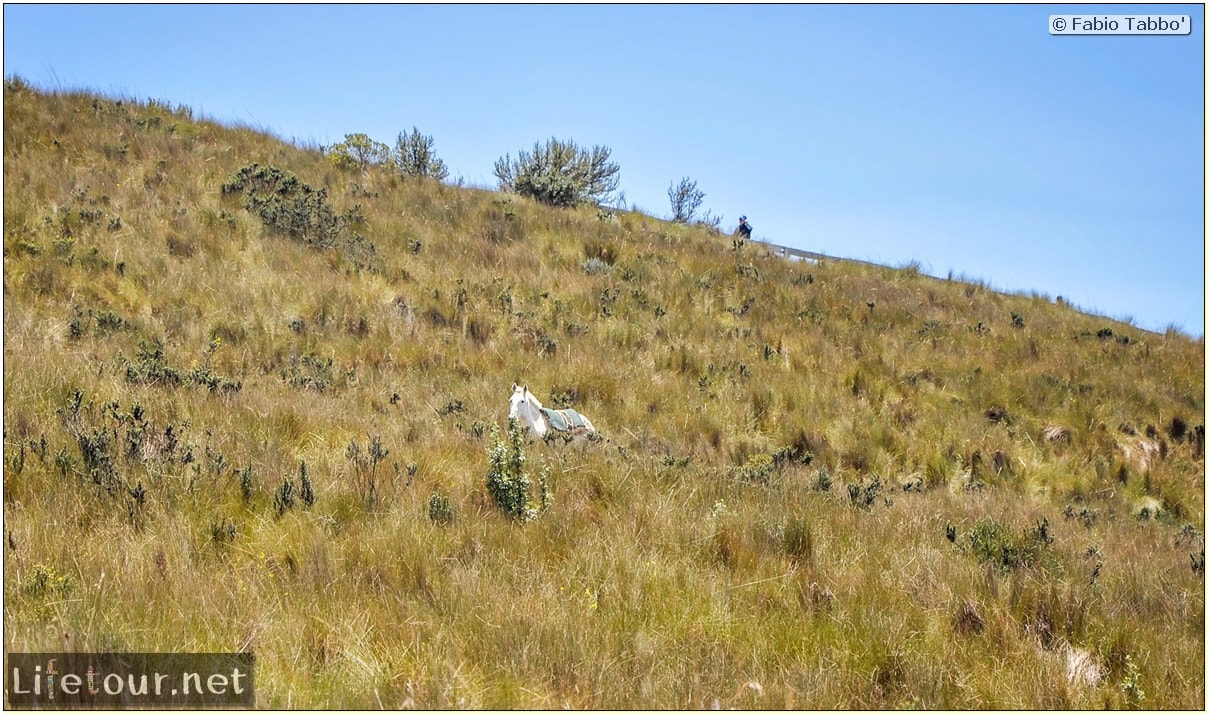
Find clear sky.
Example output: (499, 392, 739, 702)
(3, 3, 1204, 336)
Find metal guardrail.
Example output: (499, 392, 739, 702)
(752, 236, 1170, 336)
(751, 238, 885, 270)
(596, 201, 899, 272)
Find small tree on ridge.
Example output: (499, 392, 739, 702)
(668, 176, 705, 223)
(327, 133, 391, 174)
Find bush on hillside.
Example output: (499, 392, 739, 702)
(668, 176, 705, 224)
(222, 164, 361, 250)
(394, 127, 449, 180)
(486, 419, 551, 523)
(326, 133, 391, 173)
(493, 137, 619, 207)
(966, 517, 1054, 571)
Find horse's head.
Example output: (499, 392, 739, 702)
(509, 383, 533, 421)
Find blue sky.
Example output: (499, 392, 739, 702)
(3, 4, 1204, 335)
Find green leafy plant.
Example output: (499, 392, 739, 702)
(428, 491, 456, 525)
(493, 137, 619, 207)
(394, 127, 448, 180)
(21, 564, 77, 621)
(730, 452, 776, 485)
(966, 517, 1054, 571)
(273, 474, 296, 517)
(1118, 654, 1146, 708)
(486, 420, 551, 523)
(123, 339, 183, 386)
(327, 132, 391, 174)
(222, 163, 360, 249)
(847, 474, 884, 510)
(812, 468, 833, 492)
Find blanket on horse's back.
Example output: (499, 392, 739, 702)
(540, 407, 589, 432)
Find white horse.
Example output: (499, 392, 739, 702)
(508, 383, 596, 441)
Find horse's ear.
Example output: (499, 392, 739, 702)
(512, 382, 519, 391)
(523, 384, 529, 394)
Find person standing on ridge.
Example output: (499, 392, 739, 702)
(736, 215, 752, 240)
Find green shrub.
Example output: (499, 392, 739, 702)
(847, 474, 884, 509)
(122, 339, 241, 394)
(123, 339, 182, 387)
(69, 305, 129, 340)
(394, 127, 448, 180)
(1117, 654, 1146, 708)
(486, 420, 551, 523)
(668, 176, 704, 223)
(23, 563, 75, 599)
(21, 564, 77, 621)
(493, 137, 619, 207)
(730, 452, 776, 485)
(428, 491, 456, 526)
(281, 354, 352, 394)
(189, 363, 243, 395)
(273, 475, 296, 517)
(812, 468, 833, 492)
(966, 517, 1054, 571)
(582, 258, 612, 275)
(772, 443, 812, 468)
(326, 133, 391, 173)
(222, 163, 358, 249)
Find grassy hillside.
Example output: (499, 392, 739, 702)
(3, 78, 1204, 709)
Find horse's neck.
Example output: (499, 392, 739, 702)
(525, 400, 548, 432)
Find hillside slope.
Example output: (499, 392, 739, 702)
(3, 80, 1204, 708)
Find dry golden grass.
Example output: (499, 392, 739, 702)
(3, 78, 1204, 708)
